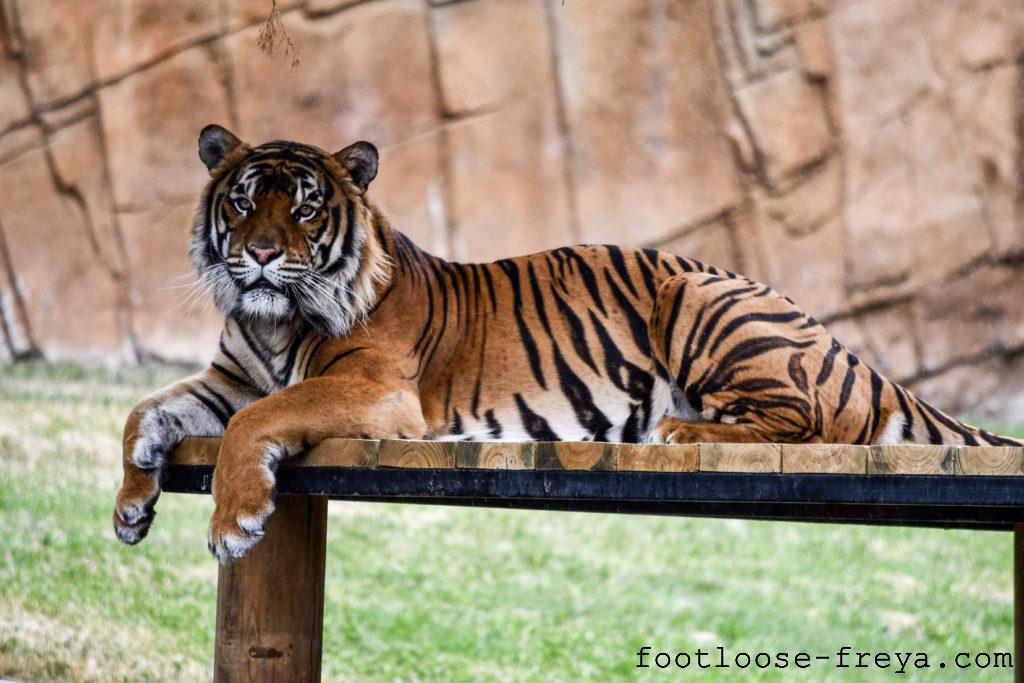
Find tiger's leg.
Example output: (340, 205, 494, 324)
(207, 375, 427, 563)
(114, 367, 262, 545)
(647, 272, 825, 444)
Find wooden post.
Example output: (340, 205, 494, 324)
(214, 495, 328, 682)
(1016, 525, 1023, 683)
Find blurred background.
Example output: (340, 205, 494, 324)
(0, 0, 1022, 420)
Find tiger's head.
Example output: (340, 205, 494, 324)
(191, 124, 390, 337)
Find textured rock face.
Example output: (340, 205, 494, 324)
(0, 0, 1021, 420)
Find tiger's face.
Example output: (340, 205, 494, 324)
(191, 124, 384, 337)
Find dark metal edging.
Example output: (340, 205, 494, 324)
(163, 465, 1024, 530)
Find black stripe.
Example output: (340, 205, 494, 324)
(689, 296, 747, 362)
(234, 319, 285, 386)
(868, 369, 884, 438)
(499, 260, 547, 390)
(482, 265, 498, 315)
(197, 380, 235, 418)
(410, 257, 437, 358)
(662, 279, 686, 363)
(588, 310, 653, 401)
(418, 257, 452, 376)
(471, 324, 489, 420)
(787, 353, 808, 394)
(641, 248, 661, 270)
(187, 388, 230, 428)
(919, 401, 979, 446)
(698, 336, 817, 398)
(485, 409, 502, 439)
(564, 249, 606, 315)
(606, 245, 639, 298)
(832, 356, 859, 420)
(526, 262, 552, 334)
(815, 339, 843, 386)
(341, 200, 358, 259)
(633, 251, 658, 299)
(707, 311, 804, 358)
(602, 268, 651, 356)
(549, 283, 599, 374)
(852, 412, 872, 444)
(529, 264, 611, 440)
(893, 384, 915, 441)
(319, 347, 368, 376)
(211, 360, 261, 395)
(514, 393, 559, 441)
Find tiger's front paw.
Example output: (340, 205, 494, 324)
(207, 490, 276, 564)
(113, 476, 160, 546)
(113, 409, 177, 545)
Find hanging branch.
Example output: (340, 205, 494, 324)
(257, 0, 300, 68)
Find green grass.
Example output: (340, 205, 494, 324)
(0, 363, 1020, 681)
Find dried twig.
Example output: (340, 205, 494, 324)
(257, 0, 300, 68)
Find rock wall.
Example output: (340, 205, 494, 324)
(0, 0, 1022, 420)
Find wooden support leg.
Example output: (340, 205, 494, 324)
(214, 495, 328, 683)
(1016, 525, 1022, 683)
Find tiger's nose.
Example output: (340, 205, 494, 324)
(246, 242, 282, 265)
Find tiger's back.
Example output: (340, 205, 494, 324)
(364, 241, 716, 443)
(340, 234, 1019, 447)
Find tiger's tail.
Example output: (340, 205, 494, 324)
(884, 379, 1023, 447)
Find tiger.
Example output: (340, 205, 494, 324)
(112, 124, 1023, 563)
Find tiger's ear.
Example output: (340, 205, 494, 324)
(198, 124, 243, 174)
(334, 141, 378, 192)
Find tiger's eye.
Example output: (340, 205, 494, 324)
(234, 198, 252, 212)
(297, 204, 316, 218)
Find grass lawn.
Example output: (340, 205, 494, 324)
(0, 363, 1019, 681)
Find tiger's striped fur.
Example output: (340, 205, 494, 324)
(113, 126, 1022, 562)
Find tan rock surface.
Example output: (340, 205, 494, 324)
(0, 147, 127, 361)
(227, 1, 436, 147)
(735, 70, 832, 185)
(432, 0, 551, 115)
(98, 46, 232, 207)
(551, 0, 742, 245)
(91, 0, 221, 82)
(0, 0, 1020, 420)
(10, 0, 96, 106)
(448, 102, 573, 262)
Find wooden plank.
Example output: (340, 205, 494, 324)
(533, 442, 616, 470)
(171, 438, 1023, 478)
(452, 441, 535, 469)
(377, 439, 456, 468)
(174, 436, 221, 465)
(171, 437, 381, 468)
(616, 443, 698, 472)
(868, 445, 957, 475)
(954, 446, 1024, 476)
(782, 444, 868, 474)
(699, 443, 781, 473)
(214, 495, 327, 683)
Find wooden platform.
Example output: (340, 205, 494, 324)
(171, 436, 1024, 475)
(167, 438, 1024, 530)
(164, 438, 1024, 682)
